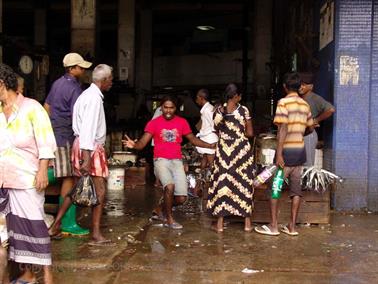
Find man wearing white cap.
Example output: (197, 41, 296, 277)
(44, 52, 92, 237)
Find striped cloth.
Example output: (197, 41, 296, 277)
(53, 142, 73, 178)
(274, 93, 313, 166)
(0, 187, 51, 266)
(71, 137, 109, 178)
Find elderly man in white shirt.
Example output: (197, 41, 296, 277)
(48, 64, 114, 246)
(194, 89, 218, 198)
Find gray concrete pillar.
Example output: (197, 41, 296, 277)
(136, 9, 152, 91)
(71, 0, 96, 56)
(252, 0, 272, 99)
(118, 0, 135, 86)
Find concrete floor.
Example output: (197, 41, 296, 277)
(49, 186, 378, 284)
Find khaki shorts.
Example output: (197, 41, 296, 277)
(154, 158, 187, 196)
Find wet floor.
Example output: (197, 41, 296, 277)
(50, 185, 378, 284)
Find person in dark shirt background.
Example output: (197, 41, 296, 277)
(44, 52, 92, 236)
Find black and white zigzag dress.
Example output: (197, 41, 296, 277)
(207, 104, 254, 217)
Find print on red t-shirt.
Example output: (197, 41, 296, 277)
(161, 129, 178, 143)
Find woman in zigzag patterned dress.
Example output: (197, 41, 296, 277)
(207, 83, 255, 233)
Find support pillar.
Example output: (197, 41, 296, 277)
(368, 0, 378, 211)
(71, 0, 96, 57)
(136, 9, 152, 91)
(252, 0, 272, 100)
(33, 8, 47, 101)
(118, 0, 135, 86)
(333, 0, 372, 210)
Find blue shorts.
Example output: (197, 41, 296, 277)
(154, 158, 187, 196)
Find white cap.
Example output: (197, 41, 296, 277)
(63, 53, 92, 68)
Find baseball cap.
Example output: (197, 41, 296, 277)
(63, 53, 92, 68)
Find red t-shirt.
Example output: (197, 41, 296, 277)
(145, 115, 192, 159)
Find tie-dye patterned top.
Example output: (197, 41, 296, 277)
(0, 94, 57, 189)
(274, 93, 313, 166)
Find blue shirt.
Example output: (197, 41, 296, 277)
(45, 74, 83, 147)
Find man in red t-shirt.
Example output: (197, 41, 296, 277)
(123, 95, 215, 229)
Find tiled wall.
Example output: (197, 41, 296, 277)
(368, 1, 378, 211)
(333, 0, 374, 210)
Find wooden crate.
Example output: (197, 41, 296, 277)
(251, 188, 330, 224)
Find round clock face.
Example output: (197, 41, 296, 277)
(19, 55, 33, 74)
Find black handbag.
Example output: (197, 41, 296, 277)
(69, 176, 99, 207)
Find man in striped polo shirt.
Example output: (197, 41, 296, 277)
(255, 72, 314, 236)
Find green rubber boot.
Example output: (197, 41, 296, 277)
(60, 196, 90, 236)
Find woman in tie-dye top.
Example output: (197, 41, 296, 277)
(0, 63, 56, 284)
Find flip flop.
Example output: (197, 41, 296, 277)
(150, 212, 167, 222)
(88, 239, 116, 247)
(48, 224, 62, 239)
(11, 279, 38, 284)
(164, 222, 183, 230)
(254, 225, 280, 236)
(50, 233, 63, 240)
(280, 225, 299, 236)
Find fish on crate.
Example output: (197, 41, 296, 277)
(301, 166, 344, 193)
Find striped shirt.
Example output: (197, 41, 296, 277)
(274, 93, 313, 166)
(0, 94, 57, 189)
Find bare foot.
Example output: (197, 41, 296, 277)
(211, 224, 223, 233)
(48, 222, 61, 237)
(287, 223, 297, 234)
(244, 217, 252, 232)
(91, 233, 108, 242)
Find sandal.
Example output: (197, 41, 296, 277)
(88, 239, 116, 247)
(280, 225, 299, 236)
(254, 225, 280, 236)
(164, 222, 183, 230)
(150, 211, 167, 222)
(48, 226, 63, 240)
(11, 279, 38, 284)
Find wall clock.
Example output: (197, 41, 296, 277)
(19, 55, 33, 74)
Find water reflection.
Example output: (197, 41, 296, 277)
(105, 189, 126, 216)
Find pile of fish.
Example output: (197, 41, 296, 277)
(301, 166, 344, 193)
(107, 157, 124, 166)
